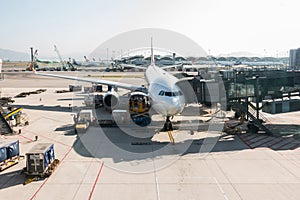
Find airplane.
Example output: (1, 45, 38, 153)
(33, 49, 76, 71)
(33, 49, 59, 65)
(72, 56, 105, 67)
(71, 56, 129, 72)
(31, 39, 186, 131)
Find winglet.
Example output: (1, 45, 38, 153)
(151, 37, 154, 65)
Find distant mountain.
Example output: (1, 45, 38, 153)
(0, 48, 30, 61)
(218, 51, 263, 57)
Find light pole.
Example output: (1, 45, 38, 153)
(30, 47, 34, 63)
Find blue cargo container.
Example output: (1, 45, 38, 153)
(0, 139, 19, 163)
(7, 140, 19, 158)
(26, 143, 55, 175)
(0, 147, 7, 163)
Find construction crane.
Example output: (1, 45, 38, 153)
(54, 45, 76, 71)
(54, 45, 67, 70)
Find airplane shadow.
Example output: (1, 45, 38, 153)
(67, 121, 300, 164)
(70, 124, 247, 164)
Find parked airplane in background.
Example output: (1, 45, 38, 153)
(31, 39, 186, 130)
(33, 49, 76, 71)
(72, 56, 105, 67)
(33, 50, 59, 65)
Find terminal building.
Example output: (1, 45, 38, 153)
(289, 48, 300, 70)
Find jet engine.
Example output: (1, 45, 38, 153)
(103, 91, 119, 109)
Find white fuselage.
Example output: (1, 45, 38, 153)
(145, 64, 185, 117)
(33, 59, 185, 117)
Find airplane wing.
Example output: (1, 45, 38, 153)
(34, 71, 142, 91)
(120, 64, 146, 70)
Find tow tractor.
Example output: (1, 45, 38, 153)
(74, 109, 96, 133)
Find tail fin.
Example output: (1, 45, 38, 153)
(150, 37, 154, 65)
(72, 58, 79, 66)
(84, 56, 89, 62)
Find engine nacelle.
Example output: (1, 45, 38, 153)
(129, 91, 151, 126)
(103, 91, 119, 109)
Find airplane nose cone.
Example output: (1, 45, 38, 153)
(167, 96, 184, 116)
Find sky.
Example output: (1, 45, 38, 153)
(1, 0, 300, 59)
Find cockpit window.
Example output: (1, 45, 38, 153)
(159, 91, 165, 96)
(165, 92, 172, 96)
(159, 90, 183, 97)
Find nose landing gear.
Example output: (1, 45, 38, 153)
(162, 116, 175, 144)
(162, 116, 173, 131)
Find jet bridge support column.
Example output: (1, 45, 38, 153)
(255, 75, 260, 120)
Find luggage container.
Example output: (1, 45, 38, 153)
(84, 86, 94, 93)
(112, 109, 131, 125)
(84, 95, 94, 107)
(93, 84, 103, 92)
(6, 140, 19, 158)
(0, 139, 20, 171)
(0, 145, 7, 163)
(25, 143, 56, 176)
(69, 84, 82, 92)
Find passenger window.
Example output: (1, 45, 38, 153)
(159, 91, 165, 96)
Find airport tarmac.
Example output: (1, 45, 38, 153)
(0, 71, 300, 200)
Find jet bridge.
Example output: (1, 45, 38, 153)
(184, 69, 300, 135)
